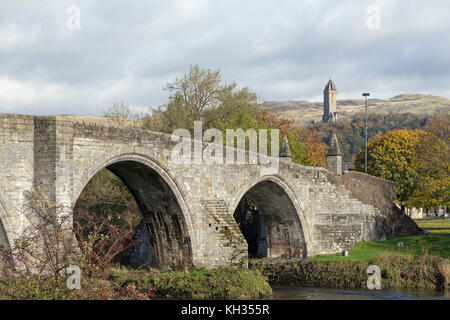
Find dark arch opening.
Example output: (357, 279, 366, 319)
(234, 180, 306, 259)
(73, 160, 193, 270)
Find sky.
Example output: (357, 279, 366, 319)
(0, 0, 449, 116)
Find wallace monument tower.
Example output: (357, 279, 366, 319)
(322, 79, 338, 123)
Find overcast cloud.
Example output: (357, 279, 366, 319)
(0, 0, 449, 116)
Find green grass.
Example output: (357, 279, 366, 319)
(0, 267, 273, 300)
(107, 267, 272, 299)
(416, 218, 450, 234)
(312, 218, 450, 262)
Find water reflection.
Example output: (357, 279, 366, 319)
(272, 286, 450, 300)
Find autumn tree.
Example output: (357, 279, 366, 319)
(255, 111, 326, 166)
(219, 108, 326, 166)
(295, 128, 327, 167)
(217, 106, 283, 159)
(354, 129, 425, 209)
(423, 112, 450, 143)
(311, 112, 427, 162)
(410, 112, 450, 210)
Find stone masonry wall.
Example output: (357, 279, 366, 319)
(0, 114, 422, 268)
(0, 114, 35, 246)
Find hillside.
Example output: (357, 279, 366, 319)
(261, 94, 450, 124)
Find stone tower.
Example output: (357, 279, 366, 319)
(322, 79, 338, 123)
(326, 133, 342, 175)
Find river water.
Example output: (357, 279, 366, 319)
(272, 286, 450, 300)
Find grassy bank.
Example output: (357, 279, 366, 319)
(107, 267, 272, 299)
(250, 218, 450, 291)
(250, 254, 449, 290)
(2, 219, 448, 299)
(0, 267, 272, 300)
(312, 219, 450, 261)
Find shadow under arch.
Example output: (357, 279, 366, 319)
(231, 176, 309, 259)
(73, 154, 195, 269)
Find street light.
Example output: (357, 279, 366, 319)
(362, 93, 370, 173)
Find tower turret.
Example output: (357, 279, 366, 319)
(322, 79, 338, 123)
(280, 136, 292, 160)
(326, 133, 342, 175)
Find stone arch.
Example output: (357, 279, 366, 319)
(231, 175, 310, 259)
(73, 153, 196, 269)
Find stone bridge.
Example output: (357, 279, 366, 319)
(0, 114, 421, 269)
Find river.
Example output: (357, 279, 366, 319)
(272, 286, 450, 300)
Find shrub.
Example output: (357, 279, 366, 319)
(107, 267, 272, 299)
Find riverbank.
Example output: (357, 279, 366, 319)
(0, 267, 272, 300)
(249, 254, 449, 291)
(107, 267, 272, 299)
(312, 218, 450, 262)
(1, 219, 448, 300)
(249, 218, 450, 291)
(109, 217, 450, 298)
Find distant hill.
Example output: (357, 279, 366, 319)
(261, 94, 450, 124)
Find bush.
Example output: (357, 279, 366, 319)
(108, 267, 272, 299)
(0, 273, 156, 300)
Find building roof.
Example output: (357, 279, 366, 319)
(280, 136, 292, 158)
(327, 133, 342, 156)
(324, 79, 337, 92)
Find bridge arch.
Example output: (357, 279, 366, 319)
(73, 153, 196, 269)
(231, 176, 310, 259)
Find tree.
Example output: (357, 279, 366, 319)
(295, 128, 327, 167)
(218, 106, 282, 159)
(142, 65, 258, 134)
(256, 111, 326, 166)
(423, 112, 450, 143)
(409, 113, 450, 210)
(286, 130, 308, 165)
(140, 65, 326, 166)
(220, 108, 325, 166)
(310, 112, 428, 162)
(164, 65, 223, 121)
(354, 129, 425, 209)
(104, 101, 132, 126)
(414, 132, 449, 182)
(409, 176, 449, 211)
(73, 169, 142, 267)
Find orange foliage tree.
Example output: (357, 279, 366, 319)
(255, 111, 326, 167)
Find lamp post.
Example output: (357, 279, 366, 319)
(362, 93, 370, 173)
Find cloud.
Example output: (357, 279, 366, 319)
(0, 0, 449, 115)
